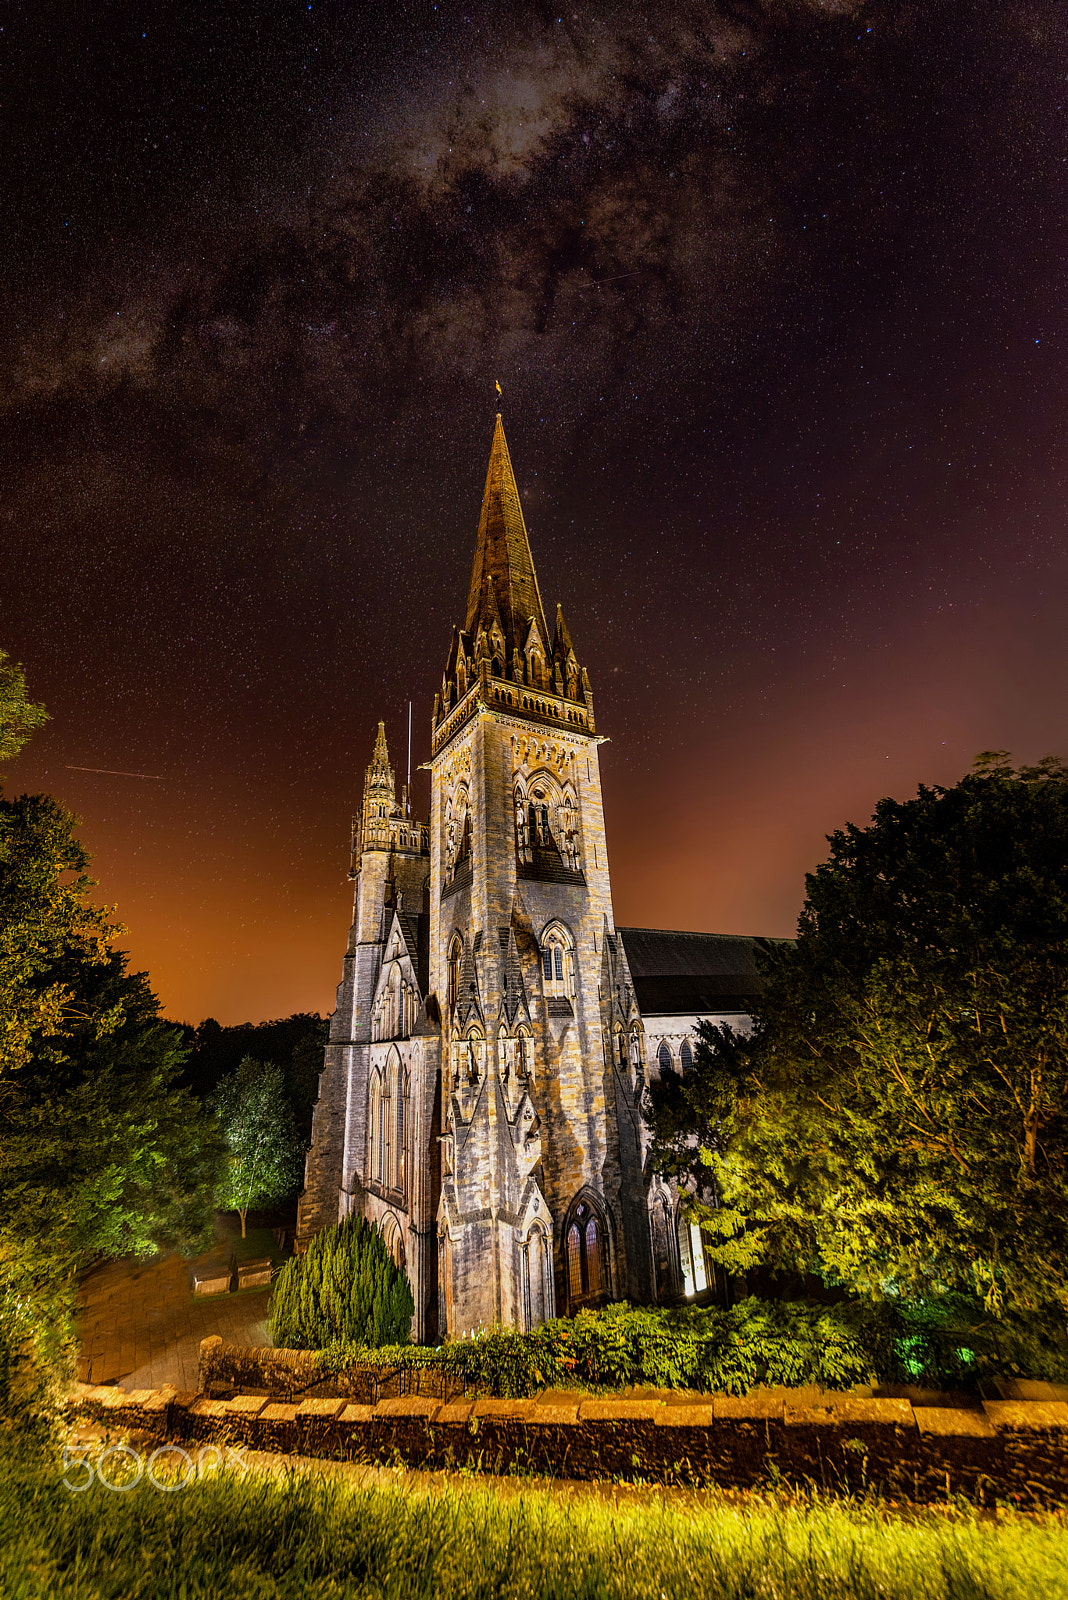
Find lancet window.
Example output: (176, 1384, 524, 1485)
(540, 921, 575, 998)
(678, 1211, 709, 1299)
(522, 1224, 552, 1330)
(447, 935, 463, 1012)
(565, 1196, 608, 1309)
(680, 1039, 693, 1072)
(657, 1041, 673, 1074)
(368, 1069, 383, 1186)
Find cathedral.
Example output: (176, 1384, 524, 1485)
(297, 414, 764, 1341)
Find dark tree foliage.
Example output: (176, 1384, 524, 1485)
(268, 1213, 413, 1351)
(648, 755, 1068, 1325)
(5, 940, 223, 1271)
(176, 1012, 327, 1144)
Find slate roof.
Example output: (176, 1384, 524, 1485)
(395, 908, 430, 997)
(616, 928, 770, 1016)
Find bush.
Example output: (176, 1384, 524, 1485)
(268, 1214, 414, 1350)
(317, 1296, 1068, 1399)
(0, 1244, 76, 1456)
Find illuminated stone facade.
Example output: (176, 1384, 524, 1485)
(298, 417, 762, 1340)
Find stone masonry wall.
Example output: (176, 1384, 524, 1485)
(73, 1378, 1068, 1506)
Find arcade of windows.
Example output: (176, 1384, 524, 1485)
(656, 1038, 694, 1075)
(367, 1050, 410, 1197)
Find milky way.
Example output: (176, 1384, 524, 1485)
(2, 1, 1066, 1022)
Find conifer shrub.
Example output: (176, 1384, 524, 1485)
(268, 1214, 414, 1350)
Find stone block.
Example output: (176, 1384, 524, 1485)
(528, 1403, 580, 1425)
(578, 1398, 664, 1422)
(123, 1389, 158, 1406)
(374, 1397, 442, 1420)
(296, 1399, 347, 1420)
(237, 1258, 273, 1290)
(192, 1264, 232, 1297)
(141, 1392, 174, 1417)
(260, 1403, 300, 1423)
(190, 1398, 230, 1419)
(829, 1398, 915, 1428)
(226, 1396, 268, 1417)
(982, 1400, 1068, 1431)
(471, 1396, 531, 1420)
(94, 1387, 131, 1410)
(435, 1400, 475, 1425)
(653, 1406, 714, 1429)
(915, 1408, 997, 1438)
(713, 1395, 784, 1422)
(340, 1404, 375, 1423)
(784, 1404, 838, 1426)
(998, 1379, 1061, 1402)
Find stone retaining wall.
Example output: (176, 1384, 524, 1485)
(72, 1381, 1068, 1506)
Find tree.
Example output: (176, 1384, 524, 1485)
(0, 646, 222, 1275)
(0, 648, 48, 772)
(268, 1213, 414, 1351)
(3, 946, 224, 1274)
(177, 1012, 327, 1142)
(648, 755, 1068, 1325)
(213, 1056, 304, 1236)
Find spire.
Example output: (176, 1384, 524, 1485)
(370, 721, 390, 775)
(361, 721, 396, 850)
(464, 414, 549, 661)
(552, 603, 574, 659)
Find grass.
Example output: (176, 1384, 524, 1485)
(2, 1451, 1067, 1600)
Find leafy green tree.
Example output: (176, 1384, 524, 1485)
(268, 1213, 413, 1351)
(648, 755, 1068, 1325)
(0, 648, 48, 772)
(0, 646, 222, 1276)
(177, 1012, 327, 1142)
(213, 1056, 304, 1237)
(3, 947, 223, 1273)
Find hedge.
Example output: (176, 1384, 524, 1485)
(316, 1296, 1068, 1399)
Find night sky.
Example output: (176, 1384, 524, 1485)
(3, 1, 1066, 1025)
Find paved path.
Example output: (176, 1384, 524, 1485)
(76, 1225, 284, 1393)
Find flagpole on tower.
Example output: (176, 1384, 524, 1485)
(495, 378, 502, 411)
(407, 700, 412, 812)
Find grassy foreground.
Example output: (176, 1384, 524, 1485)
(3, 1457, 1068, 1600)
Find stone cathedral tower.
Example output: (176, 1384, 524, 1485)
(429, 411, 648, 1336)
(298, 411, 760, 1340)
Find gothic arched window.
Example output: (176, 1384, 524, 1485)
(395, 1068, 409, 1196)
(540, 922, 574, 998)
(657, 1041, 673, 1074)
(448, 935, 463, 1012)
(565, 1196, 608, 1309)
(680, 1039, 693, 1072)
(677, 1210, 709, 1299)
(523, 1224, 551, 1330)
(381, 1055, 395, 1187)
(368, 1069, 383, 1187)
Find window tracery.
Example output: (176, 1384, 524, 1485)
(564, 1196, 608, 1308)
(540, 921, 575, 998)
